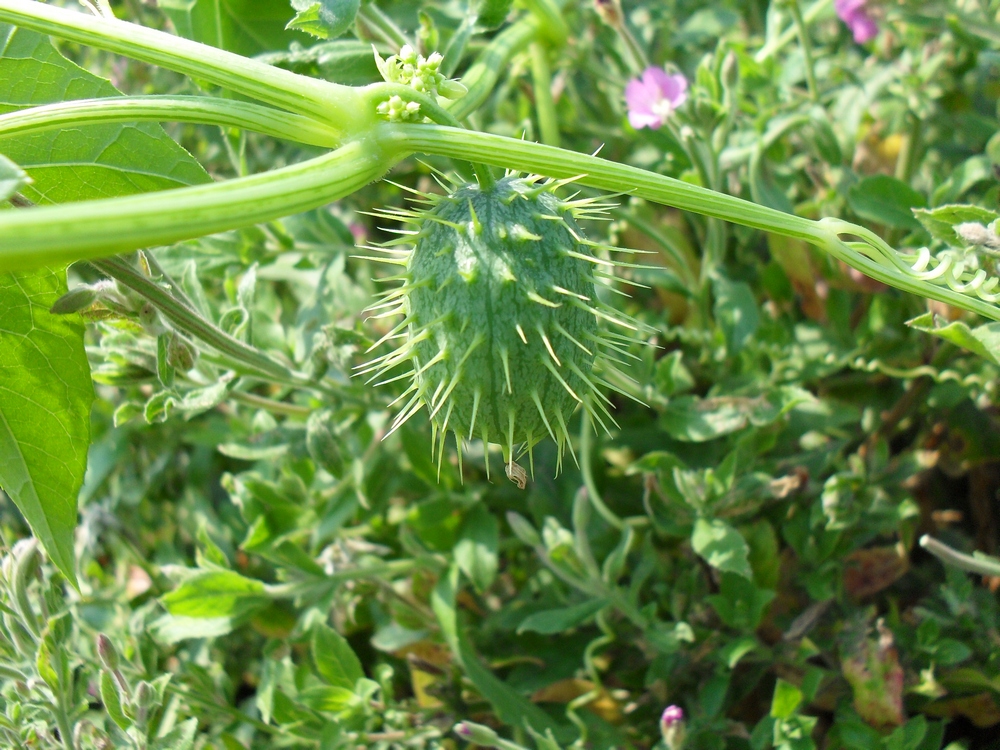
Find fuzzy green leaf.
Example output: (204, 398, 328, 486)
(161, 570, 268, 618)
(692, 518, 753, 578)
(311, 623, 364, 689)
(907, 313, 1000, 365)
(516, 598, 608, 634)
(0, 270, 92, 587)
(100, 672, 132, 731)
(912, 204, 1000, 247)
(286, 0, 360, 39)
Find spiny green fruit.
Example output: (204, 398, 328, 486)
(359, 174, 645, 477)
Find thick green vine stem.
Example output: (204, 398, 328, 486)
(0, 96, 341, 148)
(383, 125, 1000, 321)
(0, 0, 371, 134)
(0, 139, 401, 270)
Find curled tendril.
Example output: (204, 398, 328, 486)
(817, 218, 1000, 320)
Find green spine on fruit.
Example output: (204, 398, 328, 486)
(359, 174, 646, 477)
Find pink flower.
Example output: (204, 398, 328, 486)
(625, 68, 687, 130)
(661, 705, 684, 727)
(660, 705, 686, 749)
(835, 0, 878, 43)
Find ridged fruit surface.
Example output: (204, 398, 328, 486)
(360, 175, 638, 472)
(407, 176, 598, 458)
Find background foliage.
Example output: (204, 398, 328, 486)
(3, 0, 1000, 748)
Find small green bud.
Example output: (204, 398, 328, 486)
(166, 331, 197, 372)
(721, 50, 740, 93)
(542, 517, 575, 557)
(593, 0, 624, 28)
(438, 79, 469, 100)
(49, 286, 97, 315)
(97, 634, 119, 672)
(454, 721, 499, 745)
(134, 680, 155, 723)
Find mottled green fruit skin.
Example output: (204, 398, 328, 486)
(406, 177, 598, 456)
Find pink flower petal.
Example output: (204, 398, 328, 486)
(848, 12, 878, 42)
(625, 77, 656, 116)
(834, 0, 866, 20)
(628, 109, 664, 130)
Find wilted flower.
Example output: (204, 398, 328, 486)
(625, 67, 687, 130)
(835, 0, 878, 43)
(660, 705, 686, 749)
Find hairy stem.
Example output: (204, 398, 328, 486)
(93, 257, 299, 383)
(0, 96, 340, 147)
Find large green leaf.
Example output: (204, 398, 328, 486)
(847, 175, 927, 230)
(0, 270, 93, 586)
(160, 0, 304, 55)
(0, 24, 209, 204)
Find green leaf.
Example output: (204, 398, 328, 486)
(0, 25, 210, 204)
(913, 204, 1000, 247)
(654, 351, 695, 397)
(907, 313, 1000, 365)
(712, 274, 760, 353)
(660, 387, 812, 442)
(479, 0, 515, 28)
(932, 155, 993, 205)
(161, 570, 268, 617)
(0, 152, 27, 201)
(455, 505, 499, 594)
(0, 270, 93, 587)
(770, 679, 803, 720)
(297, 685, 361, 712)
(148, 614, 241, 644)
(287, 0, 360, 39)
(100, 672, 132, 731)
(692, 518, 752, 578)
(311, 623, 364, 689)
(160, 0, 304, 55)
(153, 717, 198, 750)
(847, 175, 927, 230)
(516, 598, 608, 634)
